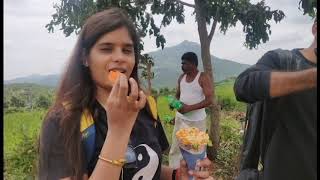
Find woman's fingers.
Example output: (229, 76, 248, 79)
(127, 78, 139, 103)
(118, 73, 129, 101)
(109, 75, 145, 110)
(179, 160, 190, 179)
(180, 159, 188, 170)
(136, 90, 146, 109)
(109, 73, 121, 100)
(189, 170, 210, 179)
(190, 158, 213, 179)
(197, 158, 212, 167)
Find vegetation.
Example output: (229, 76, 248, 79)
(215, 77, 246, 112)
(139, 53, 155, 95)
(4, 110, 46, 180)
(4, 83, 54, 113)
(299, 0, 317, 17)
(4, 84, 53, 179)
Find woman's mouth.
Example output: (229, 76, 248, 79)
(108, 68, 127, 83)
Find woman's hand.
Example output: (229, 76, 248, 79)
(106, 74, 146, 135)
(92, 74, 146, 180)
(179, 158, 214, 180)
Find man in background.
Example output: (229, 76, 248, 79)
(168, 52, 213, 169)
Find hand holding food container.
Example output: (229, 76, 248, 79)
(176, 127, 212, 180)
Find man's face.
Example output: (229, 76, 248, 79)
(181, 59, 195, 73)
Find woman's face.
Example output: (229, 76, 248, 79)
(86, 26, 135, 90)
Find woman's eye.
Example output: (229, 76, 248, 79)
(101, 48, 112, 52)
(123, 48, 133, 54)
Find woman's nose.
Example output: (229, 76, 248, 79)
(112, 48, 125, 62)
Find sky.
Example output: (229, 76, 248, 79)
(4, 0, 315, 80)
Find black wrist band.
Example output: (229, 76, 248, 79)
(172, 169, 177, 180)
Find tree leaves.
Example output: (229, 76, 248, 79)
(46, 0, 184, 50)
(299, 0, 317, 17)
(235, 0, 285, 49)
(46, 0, 288, 54)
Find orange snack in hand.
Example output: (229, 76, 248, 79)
(108, 70, 121, 84)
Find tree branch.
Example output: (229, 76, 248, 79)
(208, 8, 219, 42)
(176, 0, 195, 8)
(208, 21, 217, 42)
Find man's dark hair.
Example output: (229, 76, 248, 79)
(181, 52, 198, 67)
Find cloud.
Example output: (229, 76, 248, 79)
(4, 0, 77, 80)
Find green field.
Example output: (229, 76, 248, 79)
(4, 110, 46, 180)
(4, 110, 46, 156)
(215, 78, 246, 111)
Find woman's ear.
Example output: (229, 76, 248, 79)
(82, 50, 89, 67)
(83, 59, 89, 67)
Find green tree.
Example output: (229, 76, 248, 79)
(46, 0, 285, 159)
(4, 99, 10, 109)
(299, 0, 317, 17)
(139, 54, 155, 95)
(10, 96, 25, 108)
(45, 0, 168, 50)
(21, 88, 35, 110)
(151, 88, 159, 98)
(159, 87, 170, 96)
(36, 95, 51, 109)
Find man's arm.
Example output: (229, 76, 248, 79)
(176, 74, 184, 100)
(269, 68, 316, 97)
(234, 51, 317, 103)
(179, 72, 213, 113)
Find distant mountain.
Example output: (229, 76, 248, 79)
(148, 40, 250, 88)
(4, 41, 250, 89)
(4, 74, 60, 87)
(4, 83, 55, 98)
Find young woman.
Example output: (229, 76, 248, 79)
(39, 7, 213, 180)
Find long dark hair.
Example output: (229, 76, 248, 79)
(40, 7, 140, 180)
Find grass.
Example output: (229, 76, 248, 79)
(157, 95, 177, 144)
(4, 110, 46, 157)
(214, 111, 243, 179)
(215, 78, 246, 112)
(4, 110, 46, 180)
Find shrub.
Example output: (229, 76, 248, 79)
(151, 88, 159, 97)
(4, 126, 39, 180)
(217, 95, 236, 111)
(4, 107, 24, 114)
(36, 95, 51, 109)
(215, 79, 246, 112)
(214, 112, 243, 179)
(10, 95, 25, 108)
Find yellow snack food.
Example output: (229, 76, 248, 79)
(176, 127, 210, 151)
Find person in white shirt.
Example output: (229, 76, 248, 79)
(169, 52, 213, 169)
